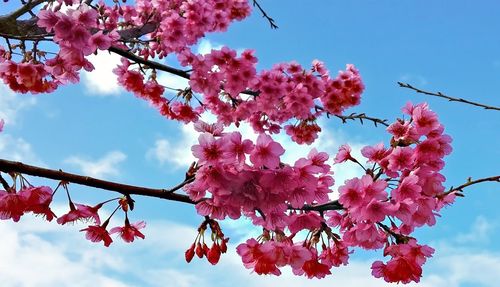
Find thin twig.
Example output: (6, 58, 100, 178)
(252, 0, 278, 29)
(398, 82, 500, 111)
(0, 173, 11, 190)
(315, 105, 389, 127)
(444, 175, 500, 196)
(7, 0, 48, 20)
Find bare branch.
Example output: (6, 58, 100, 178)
(7, 0, 48, 20)
(108, 46, 191, 80)
(0, 158, 196, 205)
(398, 82, 500, 111)
(444, 175, 500, 196)
(252, 0, 278, 29)
(315, 105, 389, 127)
(0, 173, 11, 191)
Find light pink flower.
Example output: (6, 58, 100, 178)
(249, 134, 284, 169)
(334, 144, 353, 163)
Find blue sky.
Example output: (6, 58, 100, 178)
(1, 1, 499, 286)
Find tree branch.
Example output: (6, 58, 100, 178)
(0, 158, 196, 204)
(7, 0, 48, 20)
(0, 173, 11, 190)
(252, 0, 278, 29)
(315, 105, 389, 127)
(398, 82, 500, 111)
(108, 46, 191, 79)
(444, 175, 500, 196)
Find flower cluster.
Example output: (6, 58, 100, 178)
(185, 46, 364, 142)
(0, 178, 145, 247)
(0, 186, 56, 222)
(371, 239, 434, 284)
(187, 128, 333, 230)
(180, 102, 453, 283)
(185, 217, 229, 265)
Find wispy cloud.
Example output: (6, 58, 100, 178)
(4, 216, 499, 287)
(64, 151, 127, 179)
(0, 134, 43, 165)
(455, 215, 494, 244)
(0, 83, 37, 125)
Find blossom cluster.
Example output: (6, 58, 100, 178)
(179, 102, 453, 283)
(1, 0, 250, 93)
(0, 0, 460, 284)
(1, 0, 365, 143)
(0, 180, 145, 247)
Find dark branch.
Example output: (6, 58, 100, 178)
(398, 82, 500, 111)
(315, 105, 389, 127)
(7, 0, 48, 20)
(444, 175, 500, 196)
(108, 46, 191, 79)
(0, 173, 11, 190)
(290, 200, 344, 212)
(0, 158, 196, 204)
(252, 0, 278, 29)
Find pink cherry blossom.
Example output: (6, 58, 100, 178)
(57, 203, 101, 225)
(249, 134, 285, 169)
(110, 220, 146, 243)
(80, 224, 113, 247)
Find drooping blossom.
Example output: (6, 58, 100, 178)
(110, 220, 146, 243)
(80, 224, 113, 247)
(57, 203, 102, 225)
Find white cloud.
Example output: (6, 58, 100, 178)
(64, 151, 126, 179)
(146, 124, 198, 169)
(1, 214, 500, 287)
(196, 39, 222, 55)
(0, 83, 37, 125)
(0, 220, 129, 287)
(83, 52, 122, 96)
(0, 134, 43, 165)
(455, 215, 494, 244)
(156, 73, 190, 92)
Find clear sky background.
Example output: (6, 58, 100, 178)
(0, 1, 499, 286)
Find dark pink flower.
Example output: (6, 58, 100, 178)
(20, 186, 56, 221)
(57, 203, 101, 225)
(0, 190, 25, 222)
(110, 220, 146, 243)
(80, 224, 113, 247)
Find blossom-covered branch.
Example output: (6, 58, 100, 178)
(398, 82, 500, 111)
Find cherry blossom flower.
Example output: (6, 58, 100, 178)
(110, 220, 146, 243)
(80, 224, 113, 247)
(249, 134, 285, 169)
(57, 203, 101, 225)
(334, 144, 354, 163)
(0, 190, 25, 222)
